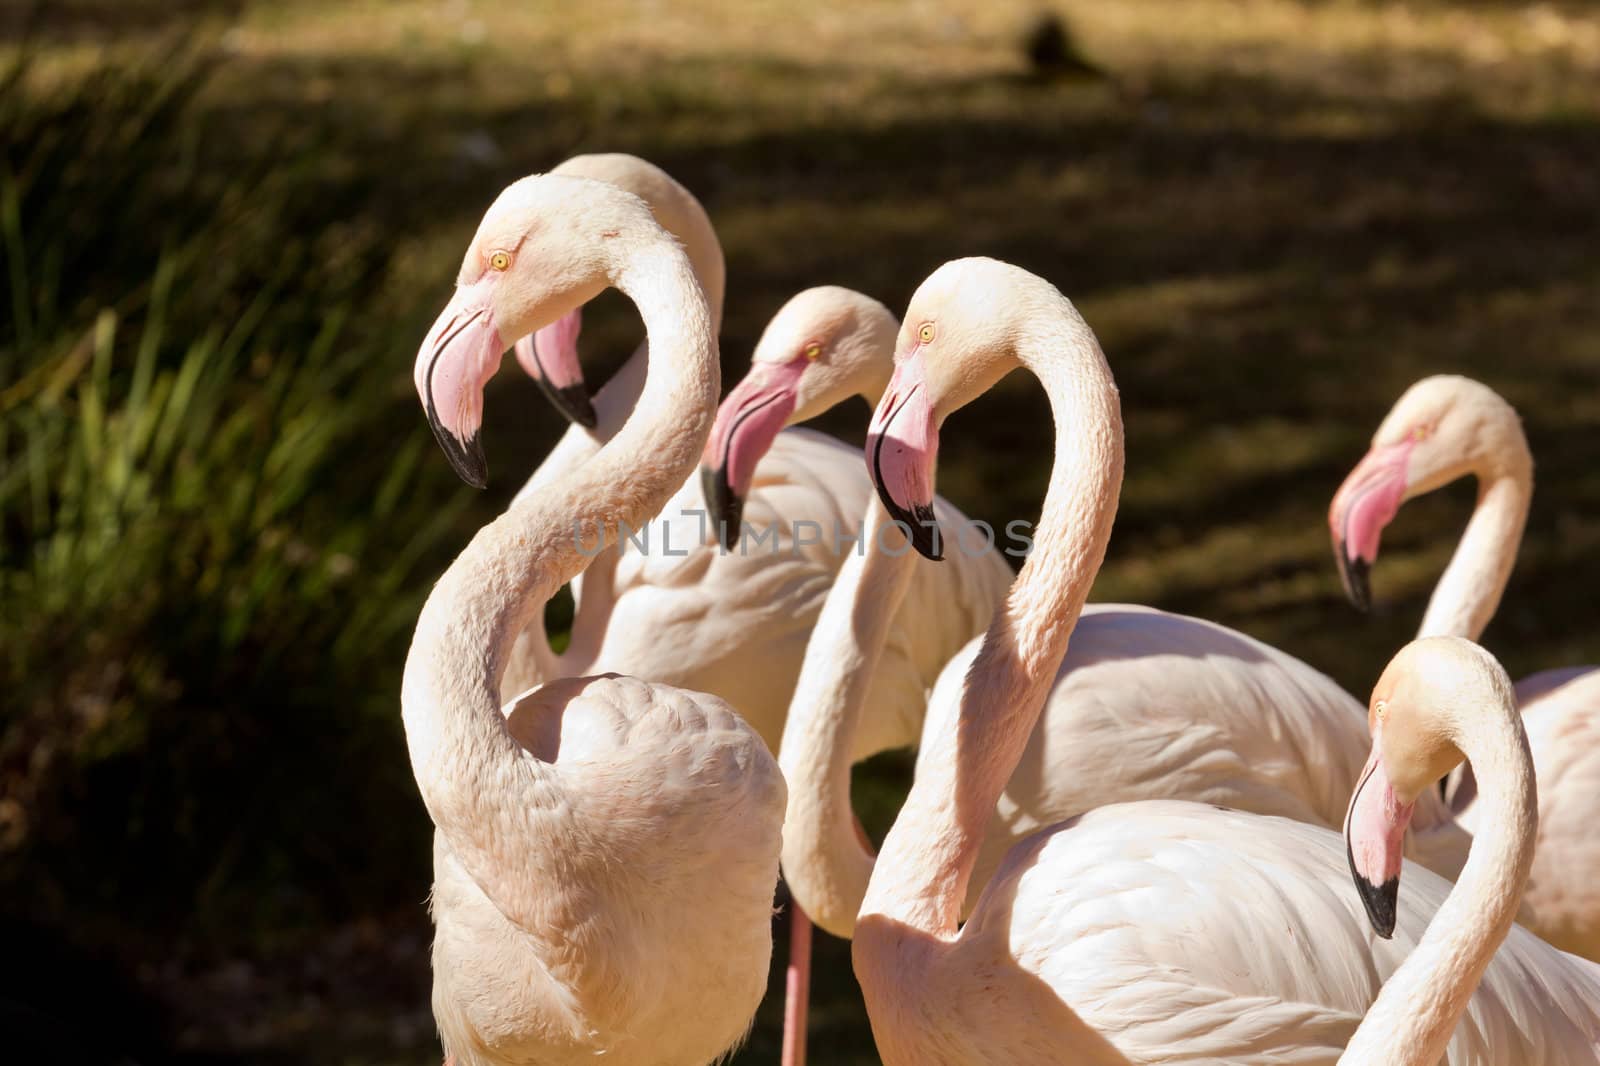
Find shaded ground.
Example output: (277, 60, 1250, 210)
(4, 1, 1599, 1062)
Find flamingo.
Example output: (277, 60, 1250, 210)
(404, 172, 783, 1066)
(850, 258, 1600, 1064)
(1330, 374, 1600, 959)
(1341, 636, 1600, 1063)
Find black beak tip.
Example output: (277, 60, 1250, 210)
(700, 464, 744, 552)
(907, 504, 945, 561)
(1354, 873, 1399, 939)
(537, 380, 598, 430)
(426, 412, 488, 489)
(874, 488, 944, 562)
(1335, 541, 1372, 613)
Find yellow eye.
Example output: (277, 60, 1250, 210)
(489, 251, 511, 271)
(918, 323, 935, 344)
(804, 343, 822, 361)
(1412, 426, 1428, 442)
(1375, 699, 1388, 720)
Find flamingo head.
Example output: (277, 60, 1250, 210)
(500, 152, 725, 435)
(866, 258, 1034, 561)
(1328, 375, 1522, 612)
(1345, 636, 1511, 937)
(700, 287, 897, 550)
(415, 174, 657, 487)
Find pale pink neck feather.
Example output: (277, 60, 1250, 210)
(503, 211, 722, 693)
(778, 504, 918, 937)
(1417, 449, 1530, 642)
(860, 310, 1124, 938)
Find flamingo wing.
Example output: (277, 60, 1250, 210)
(965, 801, 1600, 1065)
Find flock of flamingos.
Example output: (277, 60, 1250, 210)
(400, 152, 1600, 1065)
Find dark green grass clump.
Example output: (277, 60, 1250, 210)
(0, 43, 460, 977)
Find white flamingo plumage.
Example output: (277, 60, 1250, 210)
(405, 173, 782, 1066)
(1330, 374, 1600, 959)
(849, 259, 1600, 1065)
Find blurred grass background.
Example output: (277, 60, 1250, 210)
(2, 0, 1597, 1062)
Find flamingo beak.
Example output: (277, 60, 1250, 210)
(699, 359, 805, 551)
(415, 276, 506, 488)
(1328, 441, 1414, 612)
(1344, 745, 1414, 939)
(512, 308, 597, 430)
(866, 350, 942, 561)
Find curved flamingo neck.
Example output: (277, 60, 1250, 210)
(400, 235, 716, 930)
(1340, 688, 1537, 1065)
(1416, 444, 1531, 642)
(779, 504, 917, 938)
(860, 297, 1124, 939)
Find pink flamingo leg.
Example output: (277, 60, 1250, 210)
(781, 903, 812, 1066)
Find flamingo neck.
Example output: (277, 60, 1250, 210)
(400, 236, 715, 926)
(1416, 449, 1530, 642)
(1340, 691, 1537, 1065)
(779, 504, 917, 939)
(503, 350, 650, 698)
(502, 218, 722, 692)
(860, 299, 1124, 939)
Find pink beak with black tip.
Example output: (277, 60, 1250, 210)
(512, 308, 597, 430)
(865, 349, 943, 561)
(1343, 740, 1414, 938)
(1328, 440, 1414, 612)
(414, 275, 508, 488)
(699, 358, 806, 551)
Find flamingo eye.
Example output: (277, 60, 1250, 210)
(1411, 425, 1430, 442)
(804, 343, 822, 361)
(1375, 699, 1388, 720)
(918, 323, 935, 344)
(489, 250, 512, 271)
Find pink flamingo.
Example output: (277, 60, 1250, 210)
(850, 259, 1600, 1064)
(406, 173, 783, 1066)
(415, 159, 1008, 1065)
